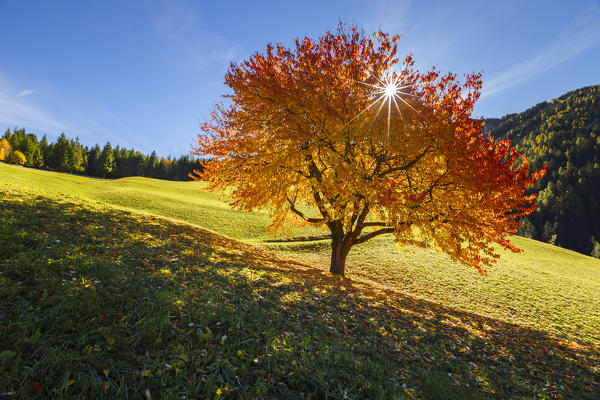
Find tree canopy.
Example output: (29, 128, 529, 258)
(192, 26, 545, 275)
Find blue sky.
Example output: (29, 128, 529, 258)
(1, 0, 599, 157)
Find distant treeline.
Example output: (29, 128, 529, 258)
(1, 128, 203, 180)
(487, 85, 600, 258)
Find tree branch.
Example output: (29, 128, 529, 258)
(345, 201, 370, 244)
(354, 227, 396, 245)
(286, 197, 325, 223)
(378, 147, 430, 177)
(363, 221, 391, 227)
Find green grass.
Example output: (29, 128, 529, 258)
(0, 163, 272, 240)
(1, 187, 599, 399)
(1, 163, 600, 398)
(268, 237, 600, 345)
(2, 163, 599, 345)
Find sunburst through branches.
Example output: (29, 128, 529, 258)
(340, 70, 418, 138)
(363, 71, 418, 137)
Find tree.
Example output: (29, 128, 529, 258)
(162, 157, 174, 179)
(87, 145, 102, 176)
(488, 85, 600, 254)
(9, 150, 26, 165)
(99, 142, 115, 178)
(28, 143, 44, 168)
(66, 137, 85, 173)
(147, 151, 159, 178)
(38, 135, 49, 168)
(2, 128, 194, 182)
(2, 128, 42, 167)
(591, 237, 600, 259)
(542, 221, 558, 245)
(191, 26, 545, 276)
(48, 133, 69, 171)
(0, 138, 11, 161)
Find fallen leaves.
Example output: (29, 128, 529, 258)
(31, 381, 43, 392)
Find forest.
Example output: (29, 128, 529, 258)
(487, 85, 600, 257)
(0, 128, 202, 181)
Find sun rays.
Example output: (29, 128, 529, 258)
(361, 70, 419, 136)
(335, 70, 418, 138)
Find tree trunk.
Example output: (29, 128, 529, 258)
(329, 237, 349, 275)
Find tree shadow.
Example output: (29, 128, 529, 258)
(1, 190, 598, 399)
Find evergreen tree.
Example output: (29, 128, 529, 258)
(542, 221, 557, 245)
(1, 127, 202, 183)
(87, 145, 102, 176)
(99, 142, 115, 178)
(39, 135, 49, 168)
(66, 137, 85, 173)
(48, 133, 69, 171)
(147, 151, 159, 178)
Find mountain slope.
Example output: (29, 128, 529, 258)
(488, 85, 600, 255)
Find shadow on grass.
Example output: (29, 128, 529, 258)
(0, 188, 598, 399)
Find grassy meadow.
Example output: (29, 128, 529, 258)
(1, 162, 599, 398)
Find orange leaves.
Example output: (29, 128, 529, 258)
(191, 24, 545, 274)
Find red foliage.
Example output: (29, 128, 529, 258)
(191, 25, 545, 275)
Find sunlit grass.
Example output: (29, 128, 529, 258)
(1, 186, 598, 398)
(268, 236, 600, 345)
(0, 162, 272, 240)
(2, 162, 599, 346)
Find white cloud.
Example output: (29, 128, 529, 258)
(0, 73, 65, 132)
(18, 89, 36, 97)
(0, 69, 157, 152)
(482, 4, 600, 98)
(0, 96, 67, 132)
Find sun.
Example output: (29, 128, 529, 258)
(336, 69, 417, 137)
(384, 82, 398, 98)
(372, 71, 412, 105)
(365, 71, 418, 137)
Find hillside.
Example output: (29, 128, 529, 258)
(487, 85, 600, 255)
(3, 185, 599, 398)
(2, 162, 599, 347)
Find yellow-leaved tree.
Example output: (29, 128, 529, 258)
(9, 150, 26, 166)
(0, 139, 11, 162)
(191, 26, 545, 276)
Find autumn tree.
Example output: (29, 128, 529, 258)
(0, 138, 11, 161)
(162, 158, 174, 178)
(9, 150, 26, 165)
(192, 26, 545, 276)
